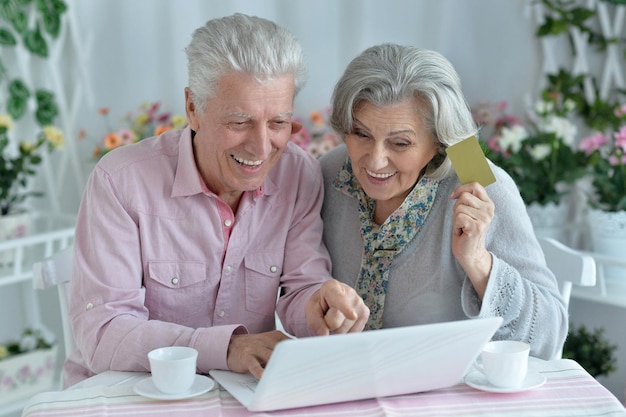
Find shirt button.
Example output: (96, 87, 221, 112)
(86, 303, 94, 311)
(171, 277, 179, 285)
(218, 310, 225, 317)
(224, 219, 232, 227)
(225, 266, 232, 273)
(270, 265, 277, 273)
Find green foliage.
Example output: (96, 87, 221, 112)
(0, 0, 66, 215)
(0, 123, 63, 215)
(562, 324, 618, 378)
(0, 0, 65, 123)
(476, 97, 587, 206)
(534, 1, 626, 212)
(536, 0, 622, 52)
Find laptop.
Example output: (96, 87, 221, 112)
(209, 316, 502, 411)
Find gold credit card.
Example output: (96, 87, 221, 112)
(445, 136, 496, 187)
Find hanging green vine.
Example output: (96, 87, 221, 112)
(0, 0, 67, 126)
(535, 0, 626, 130)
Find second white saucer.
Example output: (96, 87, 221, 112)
(134, 374, 215, 400)
(464, 369, 547, 393)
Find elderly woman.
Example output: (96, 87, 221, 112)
(320, 44, 567, 360)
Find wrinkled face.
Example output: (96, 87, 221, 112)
(185, 71, 296, 200)
(345, 98, 438, 209)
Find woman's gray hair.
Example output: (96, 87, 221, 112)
(330, 43, 478, 180)
(185, 13, 307, 111)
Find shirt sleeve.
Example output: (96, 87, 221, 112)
(70, 165, 246, 376)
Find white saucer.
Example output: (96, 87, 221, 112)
(133, 374, 215, 400)
(464, 369, 547, 393)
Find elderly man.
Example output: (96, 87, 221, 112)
(64, 13, 368, 387)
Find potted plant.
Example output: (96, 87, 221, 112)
(474, 95, 587, 242)
(562, 324, 618, 379)
(577, 103, 626, 278)
(0, 327, 58, 406)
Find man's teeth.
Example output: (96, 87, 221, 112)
(233, 155, 263, 166)
(366, 169, 395, 179)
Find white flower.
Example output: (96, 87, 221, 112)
(535, 100, 554, 116)
(499, 125, 528, 153)
(530, 144, 552, 161)
(539, 116, 578, 147)
(19, 334, 38, 352)
(564, 98, 576, 112)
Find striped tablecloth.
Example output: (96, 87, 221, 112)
(21, 359, 626, 417)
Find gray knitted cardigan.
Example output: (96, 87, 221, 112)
(320, 145, 568, 360)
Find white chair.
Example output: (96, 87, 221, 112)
(538, 237, 596, 309)
(32, 244, 75, 359)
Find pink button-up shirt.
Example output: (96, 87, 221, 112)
(64, 127, 331, 387)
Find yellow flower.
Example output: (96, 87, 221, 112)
(43, 126, 65, 149)
(19, 140, 37, 153)
(0, 113, 14, 130)
(0, 344, 8, 360)
(171, 115, 187, 129)
(134, 113, 149, 126)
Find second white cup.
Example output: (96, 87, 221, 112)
(479, 340, 530, 388)
(148, 346, 198, 394)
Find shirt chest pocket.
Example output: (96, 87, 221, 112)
(244, 252, 283, 316)
(145, 261, 208, 324)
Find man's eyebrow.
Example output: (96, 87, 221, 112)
(228, 112, 253, 119)
(227, 112, 293, 119)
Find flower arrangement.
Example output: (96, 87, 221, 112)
(93, 101, 187, 159)
(0, 114, 64, 216)
(474, 97, 587, 206)
(291, 108, 340, 158)
(578, 103, 626, 212)
(0, 328, 55, 361)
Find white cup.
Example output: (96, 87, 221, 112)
(148, 346, 198, 394)
(479, 340, 530, 388)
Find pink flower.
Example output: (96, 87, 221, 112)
(495, 114, 522, 130)
(614, 126, 626, 151)
(579, 132, 608, 155)
(613, 104, 626, 118)
(118, 129, 136, 145)
(487, 134, 506, 154)
(157, 112, 171, 123)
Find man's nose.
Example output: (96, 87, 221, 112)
(248, 126, 272, 158)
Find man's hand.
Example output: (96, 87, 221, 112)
(305, 280, 369, 336)
(226, 330, 290, 379)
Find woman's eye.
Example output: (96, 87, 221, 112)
(394, 141, 410, 148)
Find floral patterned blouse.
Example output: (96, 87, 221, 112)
(333, 158, 439, 329)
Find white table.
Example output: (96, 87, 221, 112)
(22, 358, 626, 417)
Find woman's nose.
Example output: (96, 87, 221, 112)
(368, 143, 388, 170)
